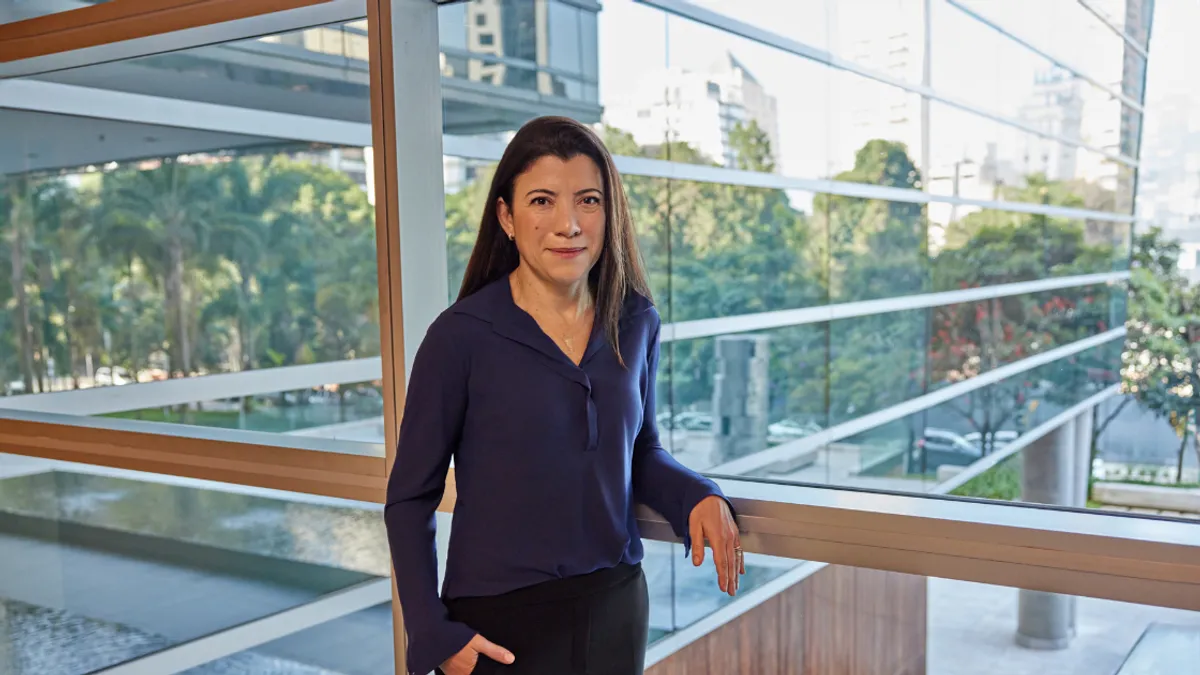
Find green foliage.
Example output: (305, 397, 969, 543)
(950, 455, 1022, 501)
(0, 149, 379, 391)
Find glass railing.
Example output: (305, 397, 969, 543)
(0, 452, 391, 675)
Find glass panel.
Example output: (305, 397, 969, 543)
(930, 0, 1141, 161)
(0, 0, 108, 25)
(648, 541, 800, 643)
(1, 21, 380, 454)
(683, 0, 830, 50)
(953, 0, 1129, 98)
(0, 452, 388, 675)
(185, 602, 394, 675)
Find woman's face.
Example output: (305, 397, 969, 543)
(498, 154, 606, 289)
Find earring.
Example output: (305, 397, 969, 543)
(508, 234, 514, 241)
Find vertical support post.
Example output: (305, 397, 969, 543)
(368, 1, 448, 674)
(1073, 409, 1094, 508)
(1016, 419, 1077, 649)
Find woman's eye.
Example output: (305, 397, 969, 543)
(582, 196, 601, 206)
(531, 197, 550, 206)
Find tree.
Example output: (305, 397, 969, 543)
(99, 159, 220, 378)
(4, 176, 39, 393)
(1112, 226, 1200, 485)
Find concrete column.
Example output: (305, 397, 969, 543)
(1016, 419, 1076, 649)
(711, 335, 771, 465)
(1073, 409, 1095, 507)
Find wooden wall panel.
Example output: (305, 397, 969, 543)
(647, 566, 926, 675)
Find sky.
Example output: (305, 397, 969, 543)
(594, 0, 1146, 197)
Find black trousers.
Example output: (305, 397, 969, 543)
(442, 563, 649, 675)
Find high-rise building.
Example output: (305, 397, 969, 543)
(604, 52, 781, 170)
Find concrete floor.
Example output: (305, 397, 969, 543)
(927, 577, 1200, 675)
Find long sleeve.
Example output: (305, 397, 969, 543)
(385, 317, 477, 675)
(630, 315, 730, 554)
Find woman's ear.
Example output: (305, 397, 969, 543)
(497, 198, 516, 240)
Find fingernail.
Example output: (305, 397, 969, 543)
(504, 653, 515, 664)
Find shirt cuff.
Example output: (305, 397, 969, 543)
(408, 618, 476, 675)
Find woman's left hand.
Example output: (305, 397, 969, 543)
(688, 495, 743, 596)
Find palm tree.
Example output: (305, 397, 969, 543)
(100, 159, 218, 378)
(209, 156, 307, 373)
(6, 175, 39, 393)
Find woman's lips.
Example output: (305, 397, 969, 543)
(548, 247, 586, 259)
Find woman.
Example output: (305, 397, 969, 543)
(386, 116, 742, 675)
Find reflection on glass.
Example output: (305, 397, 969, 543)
(185, 603, 394, 675)
(437, 0, 601, 118)
(0, 0, 109, 25)
(927, 101, 1128, 217)
(0, 456, 387, 675)
(104, 380, 386, 438)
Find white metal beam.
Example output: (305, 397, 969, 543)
(662, 271, 1130, 342)
(0, 79, 372, 147)
(0, 358, 382, 415)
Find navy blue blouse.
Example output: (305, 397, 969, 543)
(384, 277, 726, 675)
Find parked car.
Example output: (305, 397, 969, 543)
(94, 366, 133, 387)
(674, 411, 713, 432)
(910, 427, 982, 472)
(767, 418, 823, 441)
(963, 430, 1019, 452)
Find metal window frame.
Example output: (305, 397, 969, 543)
(945, 0, 1144, 112)
(0, 0, 341, 64)
(1076, 0, 1150, 60)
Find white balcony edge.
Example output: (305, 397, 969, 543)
(706, 327, 1126, 477)
(661, 271, 1130, 342)
(638, 0, 1141, 165)
(0, 357, 383, 415)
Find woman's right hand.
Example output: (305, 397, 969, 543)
(440, 634, 515, 675)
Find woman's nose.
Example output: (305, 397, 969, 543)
(556, 210, 582, 236)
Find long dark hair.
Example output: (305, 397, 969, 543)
(457, 116, 653, 365)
